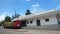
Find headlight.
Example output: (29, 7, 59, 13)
(17, 25, 20, 26)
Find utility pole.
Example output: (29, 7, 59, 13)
(15, 10, 17, 17)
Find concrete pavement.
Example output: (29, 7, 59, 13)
(0, 25, 60, 34)
(22, 24, 60, 30)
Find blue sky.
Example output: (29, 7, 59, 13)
(0, 0, 60, 21)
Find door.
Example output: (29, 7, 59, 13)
(58, 21, 60, 24)
(21, 20, 26, 27)
(36, 20, 40, 26)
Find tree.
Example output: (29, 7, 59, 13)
(0, 21, 4, 26)
(4, 16, 11, 22)
(0, 16, 11, 26)
(25, 9, 31, 15)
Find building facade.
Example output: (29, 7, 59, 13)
(26, 15, 58, 26)
(12, 10, 60, 26)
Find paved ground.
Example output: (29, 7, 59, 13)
(0, 24, 60, 34)
(22, 24, 60, 30)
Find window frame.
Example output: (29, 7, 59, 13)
(45, 18, 49, 22)
(30, 21, 32, 24)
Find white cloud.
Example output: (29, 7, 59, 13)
(32, 4, 40, 7)
(56, 4, 60, 10)
(0, 12, 7, 21)
(25, 0, 31, 1)
(31, 4, 42, 13)
(0, 14, 6, 21)
(31, 7, 43, 13)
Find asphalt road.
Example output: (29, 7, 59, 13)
(0, 26, 60, 34)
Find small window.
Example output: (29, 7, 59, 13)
(30, 21, 32, 24)
(45, 18, 49, 22)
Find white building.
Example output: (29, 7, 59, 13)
(12, 10, 60, 26)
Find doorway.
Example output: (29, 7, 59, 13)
(36, 20, 41, 26)
(21, 20, 26, 27)
(58, 21, 60, 24)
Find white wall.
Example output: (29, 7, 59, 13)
(58, 18, 60, 21)
(26, 15, 58, 26)
(26, 19, 36, 26)
(40, 15, 58, 25)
